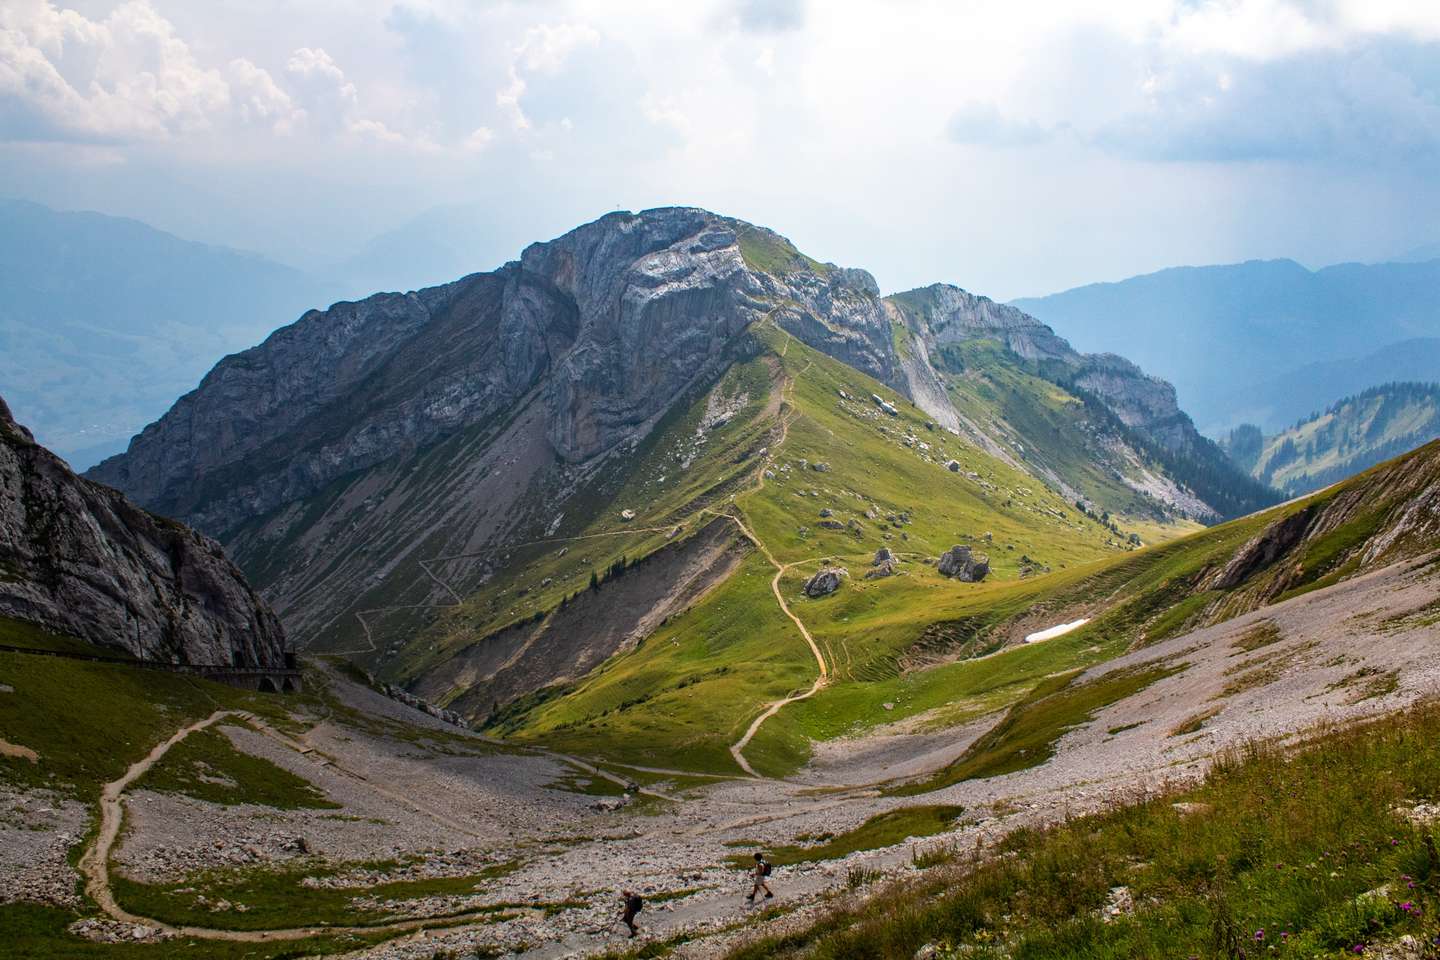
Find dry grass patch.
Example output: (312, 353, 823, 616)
(1228, 619, 1282, 654)
(1168, 706, 1220, 737)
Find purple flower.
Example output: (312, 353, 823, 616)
(1352, 945, 1365, 954)
(1255, 930, 1265, 941)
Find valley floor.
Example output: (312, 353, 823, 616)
(6, 551, 1440, 958)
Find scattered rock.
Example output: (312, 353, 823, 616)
(804, 567, 847, 598)
(872, 547, 894, 565)
(1171, 801, 1212, 818)
(818, 520, 845, 530)
(591, 796, 631, 813)
(946, 460, 961, 472)
(1396, 801, 1440, 826)
(1101, 885, 1134, 921)
(811, 462, 831, 473)
(865, 560, 897, 580)
(819, 508, 833, 518)
(619, 509, 636, 521)
(937, 545, 990, 582)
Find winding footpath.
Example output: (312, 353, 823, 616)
(75, 704, 682, 944)
(710, 348, 833, 777)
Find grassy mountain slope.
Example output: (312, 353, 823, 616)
(1224, 382, 1440, 497)
(494, 421, 1440, 777)
(923, 336, 1213, 524)
(419, 326, 1135, 774)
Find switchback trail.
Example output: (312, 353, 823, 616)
(708, 345, 831, 778)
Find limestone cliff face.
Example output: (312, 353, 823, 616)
(0, 396, 286, 665)
(89, 209, 775, 534)
(885, 283, 1201, 457)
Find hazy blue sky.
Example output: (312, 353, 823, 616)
(3, 0, 1439, 299)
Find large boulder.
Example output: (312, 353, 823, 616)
(803, 566, 848, 597)
(937, 545, 990, 582)
(873, 547, 894, 565)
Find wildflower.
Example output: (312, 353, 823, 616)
(1400, 901, 1415, 913)
(1255, 929, 1265, 941)
(1352, 944, 1365, 954)
(1280, 932, 1289, 941)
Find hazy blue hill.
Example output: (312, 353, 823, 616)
(1223, 382, 1440, 497)
(0, 199, 337, 467)
(325, 204, 493, 296)
(1012, 258, 1440, 435)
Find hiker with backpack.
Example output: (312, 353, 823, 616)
(619, 889, 643, 937)
(747, 852, 774, 902)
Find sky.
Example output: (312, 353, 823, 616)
(3, 0, 1440, 300)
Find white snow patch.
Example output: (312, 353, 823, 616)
(1025, 618, 1091, 644)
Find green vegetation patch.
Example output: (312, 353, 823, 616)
(1231, 619, 1283, 653)
(723, 698, 1440, 960)
(725, 805, 966, 869)
(3, 902, 394, 960)
(132, 725, 339, 810)
(0, 615, 124, 657)
(890, 662, 1183, 796)
(111, 858, 522, 931)
(0, 648, 297, 796)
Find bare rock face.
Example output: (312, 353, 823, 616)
(1208, 505, 1318, 590)
(0, 396, 286, 666)
(804, 567, 848, 597)
(88, 209, 768, 534)
(937, 545, 990, 582)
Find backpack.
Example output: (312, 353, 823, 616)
(761, 861, 773, 877)
(627, 894, 643, 914)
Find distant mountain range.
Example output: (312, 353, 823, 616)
(1012, 258, 1440, 436)
(1221, 382, 1440, 497)
(0, 199, 341, 468)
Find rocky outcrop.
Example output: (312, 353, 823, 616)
(804, 567, 848, 598)
(888, 284, 1200, 457)
(0, 396, 286, 665)
(1207, 505, 1318, 591)
(937, 545, 990, 582)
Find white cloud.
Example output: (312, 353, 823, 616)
(226, 58, 299, 133)
(461, 125, 494, 152)
(495, 21, 599, 131)
(0, 0, 227, 142)
(284, 45, 419, 146)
